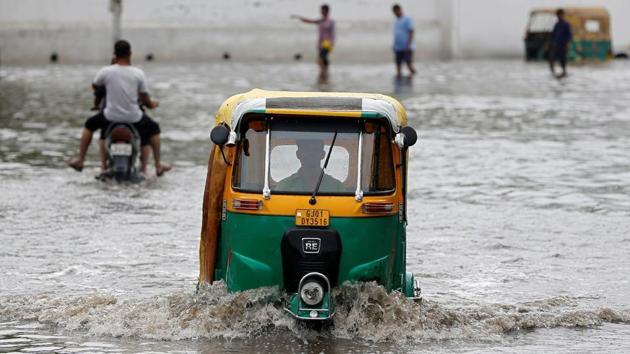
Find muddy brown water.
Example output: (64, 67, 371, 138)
(1, 60, 630, 353)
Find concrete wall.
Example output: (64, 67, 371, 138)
(1, 0, 629, 64)
(0, 0, 438, 64)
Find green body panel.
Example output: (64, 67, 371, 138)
(569, 40, 611, 61)
(347, 255, 389, 281)
(227, 251, 275, 290)
(525, 39, 611, 62)
(215, 211, 407, 293)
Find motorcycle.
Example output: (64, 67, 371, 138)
(96, 122, 143, 182)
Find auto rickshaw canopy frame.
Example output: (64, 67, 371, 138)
(213, 89, 408, 132)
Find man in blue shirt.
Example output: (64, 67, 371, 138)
(549, 9, 573, 78)
(392, 4, 416, 78)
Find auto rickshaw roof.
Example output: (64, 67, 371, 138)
(214, 89, 408, 132)
(530, 7, 609, 18)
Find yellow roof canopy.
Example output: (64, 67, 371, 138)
(530, 7, 609, 17)
(214, 89, 408, 132)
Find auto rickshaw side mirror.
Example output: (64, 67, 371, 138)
(395, 126, 418, 148)
(210, 125, 230, 146)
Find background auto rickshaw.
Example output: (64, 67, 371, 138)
(524, 7, 612, 62)
(199, 89, 420, 320)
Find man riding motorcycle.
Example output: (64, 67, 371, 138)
(68, 40, 170, 177)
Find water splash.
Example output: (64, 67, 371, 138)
(1, 282, 628, 343)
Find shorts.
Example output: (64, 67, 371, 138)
(395, 50, 414, 65)
(549, 44, 567, 63)
(84, 112, 160, 146)
(319, 48, 330, 67)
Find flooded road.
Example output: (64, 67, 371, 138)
(1, 60, 630, 353)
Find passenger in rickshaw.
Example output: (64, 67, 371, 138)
(276, 139, 344, 193)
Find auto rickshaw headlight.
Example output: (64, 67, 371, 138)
(300, 281, 324, 306)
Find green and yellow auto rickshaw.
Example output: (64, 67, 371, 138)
(199, 89, 419, 320)
(524, 7, 612, 62)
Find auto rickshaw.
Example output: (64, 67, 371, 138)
(199, 89, 420, 320)
(524, 7, 612, 62)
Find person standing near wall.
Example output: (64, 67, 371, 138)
(292, 4, 335, 83)
(392, 4, 416, 78)
(548, 9, 572, 78)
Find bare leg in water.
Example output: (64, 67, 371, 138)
(149, 134, 171, 176)
(317, 58, 328, 84)
(406, 60, 416, 76)
(140, 145, 150, 174)
(558, 53, 568, 78)
(67, 128, 93, 172)
(98, 139, 107, 171)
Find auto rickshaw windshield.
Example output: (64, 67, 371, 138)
(232, 117, 395, 196)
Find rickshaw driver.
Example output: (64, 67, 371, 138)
(276, 139, 344, 193)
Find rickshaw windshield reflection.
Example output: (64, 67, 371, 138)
(528, 12, 556, 32)
(232, 117, 395, 195)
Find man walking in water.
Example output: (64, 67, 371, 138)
(392, 4, 416, 78)
(292, 4, 335, 83)
(549, 9, 572, 78)
(68, 40, 170, 176)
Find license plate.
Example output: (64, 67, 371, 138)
(295, 209, 329, 227)
(110, 143, 132, 156)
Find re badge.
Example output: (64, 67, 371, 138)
(302, 238, 321, 254)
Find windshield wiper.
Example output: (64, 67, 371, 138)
(309, 131, 338, 205)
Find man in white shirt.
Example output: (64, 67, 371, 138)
(68, 40, 170, 176)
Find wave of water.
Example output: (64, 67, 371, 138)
(1, 282, 628, 344)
